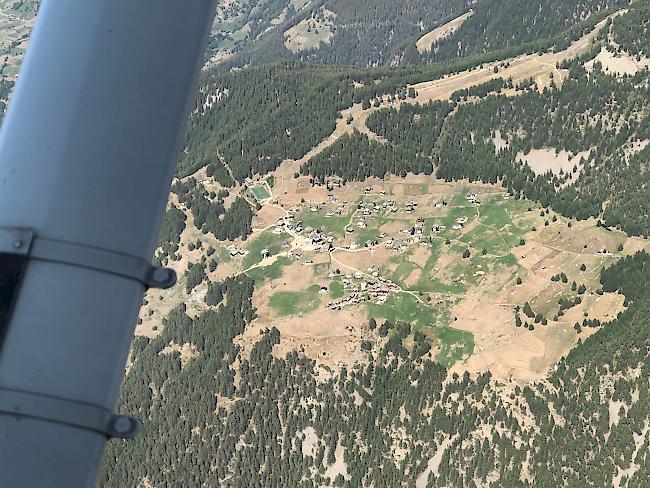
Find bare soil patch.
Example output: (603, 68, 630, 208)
(283, 9, 335, 53)
(160, 342, 200, 367)
(252, 205, 285, 229)
(380, 220, 407, 234)
(585, 46, 650, 76)
(332, 247, 394, 274)
(517, 148, 590, 177)
(237, 305, 371, 371)
(416, 10, 474, 54)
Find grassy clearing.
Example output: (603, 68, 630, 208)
(299, 209, 352, 236)
(422, 278, 466, 294)
(479, 199, 531, 248)
(422, 240, 442, 273)
(492, 253, 518, 269)
(211, 245, 233, 264)
(368, 293, 445, 331)
(461, 226, 510, 255)
(329, 280, 345, 299)
(246, 257, 292, 284)
(244, 230, 289, 268)
(385, 253, 419, 286)
(356, 229, 382, 246)
(435, 327, 475, 368)
(284, 16, 334, 53)
(368, 293, 472, 367)
(269, 285, 321, 316)
(313, 262, 330, 277)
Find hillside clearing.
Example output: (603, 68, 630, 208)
(416, 10, 474, 54)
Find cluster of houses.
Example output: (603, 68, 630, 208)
(274, 216, 336, 253)
(307, 229, 336, 252)
(273, 215, 301, 235)
(404, 201, 420, 213)
(299, 197, 350, 218)
(466, 192, 481, 205)
(262, 190, 481, 263)
(363, 186, 388, 196)
(358, 199, 399, 215)
(386, 237, 417, 252)
(327, 271, 399, 310)
(453, 216, 469, 231)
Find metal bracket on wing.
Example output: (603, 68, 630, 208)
(0, 227, 177, 290)
(0, 227, 175, 441)
(0, 387, 141, 439)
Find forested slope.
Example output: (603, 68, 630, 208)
(609, 0, 650, 57)
(99, 252, 650, 487)
(0, 0, 640, 74)
(178, 63, 355, 179)
(221, 0, 634, 68)
(423, 0, 630, 61)
(432, 66, 650, 236)
(180, 58, 502, 180)
(224, 0, 468, 67)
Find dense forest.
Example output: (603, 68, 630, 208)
(609, 1, 650, 57)
(219, 0, 637, 69)
(170, 177, 254, 244)
(181, 60, 485, 181)
(226, 0, 468, 67)
(301, 131, 431, 181)
(422, 0, 630, 61)
(185, 50, 558, 183)
(366, 101, 454, 156)
(179, 63, 355, 179)
(154, 204, 186, 264)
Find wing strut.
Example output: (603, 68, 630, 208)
(0, 1, 217, 486)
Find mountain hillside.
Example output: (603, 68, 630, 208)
(1, 2, 649, 487)
(97, 4, 650, 486)
(222, 0, 469, 67)
(0, 0, 635, 72)
(220, 0, 634, 68)
(421, 0, 631, 61)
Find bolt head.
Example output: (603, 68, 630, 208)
(12, 240, 23, 249)
(112, 416, 134, 435)
(152, 267, 176, 287)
